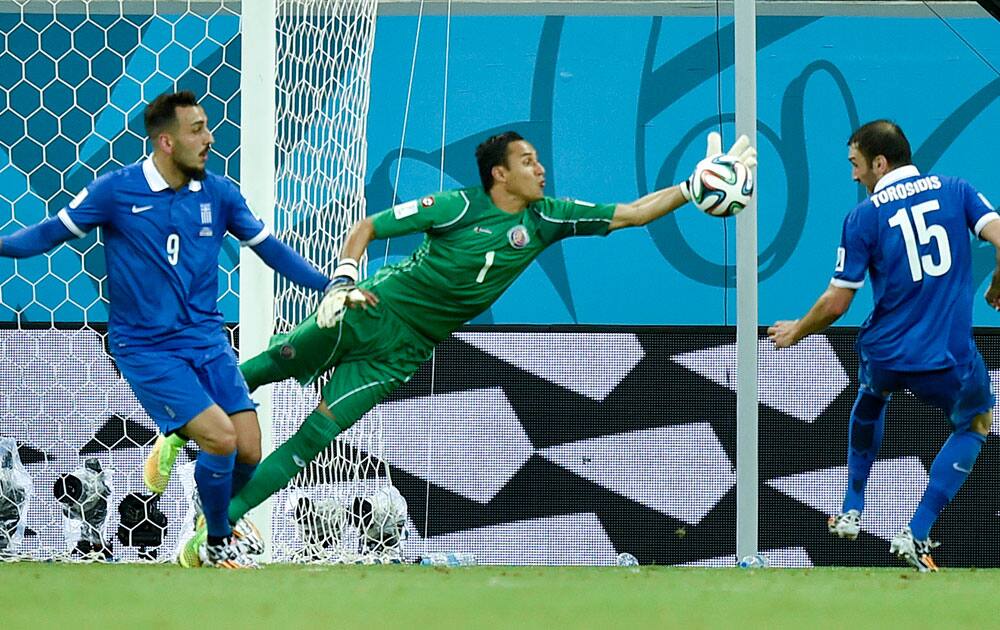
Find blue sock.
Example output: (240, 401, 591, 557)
(842, 390, 887, 513)
(909, 430, 986, 540)
(195, 451, 236, 539)
(231, 461, 257, 499)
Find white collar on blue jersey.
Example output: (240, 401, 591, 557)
(872, 164, 920, 193)
(142, 156, 203, 192)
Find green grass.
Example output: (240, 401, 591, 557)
(0, 564, 992, 629)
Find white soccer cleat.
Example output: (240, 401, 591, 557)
(200, 536, 259, 570)
(890, 526, 940, 573)
(827, 509, 861, 540)
(233, 516, 265, 556)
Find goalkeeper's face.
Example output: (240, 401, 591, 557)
(498, 140, 546, 203)
(167, 105, 214, 181)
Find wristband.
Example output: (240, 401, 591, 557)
(333, 257, 359, 283)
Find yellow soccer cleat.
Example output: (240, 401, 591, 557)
(143, 433, 185, 495)
(176, 515, 207, 568)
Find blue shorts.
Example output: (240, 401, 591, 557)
(114, 342, 255, 435)
(858, 351, 995, 432)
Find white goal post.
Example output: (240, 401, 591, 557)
(239, 0, 278, 563)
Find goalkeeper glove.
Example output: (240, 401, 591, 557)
(317, 258, 367, 329)
(679, 132, 758, 202)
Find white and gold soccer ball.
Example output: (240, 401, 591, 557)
(689, 154, 754, 217)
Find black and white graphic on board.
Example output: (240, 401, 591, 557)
(3, 325, 1000, 567)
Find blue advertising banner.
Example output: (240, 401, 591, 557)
(1, 11, 997, 326)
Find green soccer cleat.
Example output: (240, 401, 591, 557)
(143, 433, 185, 495)
(176, 516, 207, 568)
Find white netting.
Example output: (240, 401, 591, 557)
(0, 0, 391, 563)
(0, 1, 243, 562)
(268, 0, 396, 564)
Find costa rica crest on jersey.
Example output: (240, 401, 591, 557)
(507, 224, 530, 249)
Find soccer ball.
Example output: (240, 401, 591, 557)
(361, 486, 408, 553)
(291, 494, 347, 555)
(688, 154, 754, 217)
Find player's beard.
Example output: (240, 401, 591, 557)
(175, 159, 206, 181)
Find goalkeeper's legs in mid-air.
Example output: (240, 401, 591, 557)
(231, 306, 431, 523)
(227, 360, 398, 524)
(177, 305, 432, 561)
(144, 307, 361, 501)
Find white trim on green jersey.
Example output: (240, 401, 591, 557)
(433, 190, 471, 229)
(538, 203, 612, 236)
(328, 379, 394, 408)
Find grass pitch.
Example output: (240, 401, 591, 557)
(1, 563, 991, 629)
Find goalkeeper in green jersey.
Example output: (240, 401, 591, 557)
(160, 130, 756, 564)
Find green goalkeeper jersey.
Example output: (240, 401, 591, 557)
(365, 186, 616, 342)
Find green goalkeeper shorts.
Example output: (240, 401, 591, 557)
(261, 304, 435, 429)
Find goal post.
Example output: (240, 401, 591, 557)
(239, 0, 277, 564)
(268, 0, 384, 564)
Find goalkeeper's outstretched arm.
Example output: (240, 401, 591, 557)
(329, 216, 377, 297)
(608, 186, 688, 231)
(338, 216, 377, 265)
(608, 132, 757, 232)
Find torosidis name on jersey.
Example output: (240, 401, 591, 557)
(870, 176, 942, 208)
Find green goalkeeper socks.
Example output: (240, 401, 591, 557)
(228, 409, 344, 523)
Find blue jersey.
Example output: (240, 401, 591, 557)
(832, 165, 998, 370)
(57, 158, 269, 352)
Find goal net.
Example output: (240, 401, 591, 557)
(268, 0, 392, 564)
(0, 0, 385, 563)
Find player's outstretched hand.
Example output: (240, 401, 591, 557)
(723, 133, 757, 170)
(986, 281, 1000, 311)
(681, 132, 757, 201)
(767, 320, 800, 349)
(699, 131, 758, 169)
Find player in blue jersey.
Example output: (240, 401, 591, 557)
(0, 91, 335, 568)
(768, 120, 1000, 572)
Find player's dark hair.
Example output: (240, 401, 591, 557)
(144, 90, 200, 138)
(476, 131, 524, 191)
(848, 120, 912, 168)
